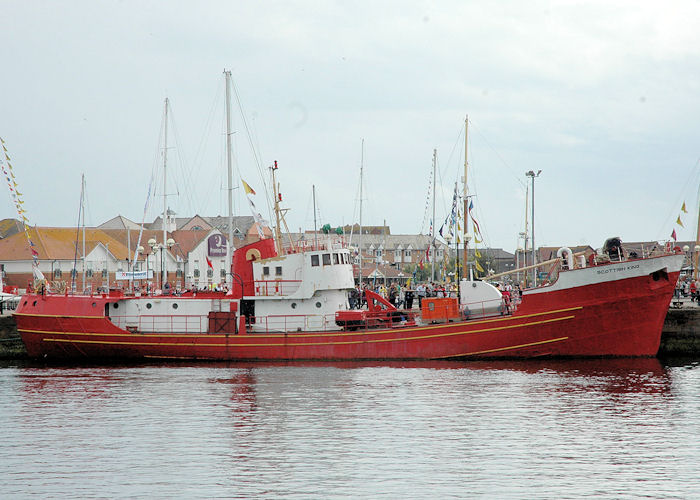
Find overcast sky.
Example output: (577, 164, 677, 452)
(3, 1, 700, 251)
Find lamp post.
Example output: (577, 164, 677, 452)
(148, 238, 158, 290)
(525, 170, 541, 287)
(164, 238, 175, 289)
(136, 245, 145, 293)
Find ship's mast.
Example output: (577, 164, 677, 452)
(270, 161, 295, 254)
(312, 184, 318, 249)
(224, 70, 234, 286)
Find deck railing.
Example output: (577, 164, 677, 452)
(253, 280, 302, 297)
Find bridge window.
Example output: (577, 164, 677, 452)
(263, 266, 270, 276)
(322, 254, 331, 266)
(275, 266, 282, 276)
(311, 255, 319, 266)
(333, 254, 339, 265)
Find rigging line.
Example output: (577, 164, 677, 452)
(469, 119, 527, 189)
(657, 156, 700, 239)
(229, 72, 273, 222)
(186, 78, 225, 216)
(419, 165, 433, 234)
(167, 103, 198, 214)
(71, 176, 84, 292)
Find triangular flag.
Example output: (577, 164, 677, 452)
(475, 249, 481, 258)
(682, 202, 688, 213)
(206, 256, 213, 269)
(671, 229, 677, 241)
(475, 260, 484, 272)
(677, 215, 685, 227)
(241, 179, 256, 195)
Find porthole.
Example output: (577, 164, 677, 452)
(146, 303, 152, 309)
(32, 300, 37, 306)
(113, 303, 119, 309)
(172, 303, 178, 309)
(92, 302, 97, 307)
(23, 300, 27, 306)
(315, 302, 322, 308)
(291, 302, 297, 309)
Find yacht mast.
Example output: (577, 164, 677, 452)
(162, 97, 169, 289)
(224, 70, 234, 286)
(359, 139, 364, 286)
(462, 115, 469, 281)
(431, 149, 436, 282)
(81, 173, 86, 291)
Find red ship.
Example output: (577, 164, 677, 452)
(15, 236, 683, 361)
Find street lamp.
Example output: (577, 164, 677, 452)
(136, 245, 145, 293)
(148, 238, 158, 289)
(525, 170, 542, 287)
(164, 237, 175, 288)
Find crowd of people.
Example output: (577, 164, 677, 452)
(348, 281, 521, 310)
(675, 277, 699, 302)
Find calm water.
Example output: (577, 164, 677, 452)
(1, 358, 698, 499)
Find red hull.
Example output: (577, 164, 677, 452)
(15, 256, 680, 361)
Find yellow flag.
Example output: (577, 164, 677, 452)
(474, 236, 482, 244)
(677, 215, 685, 227)
(475, 260, 484, 272)
(682, 202, 688, 213)
(241, 179, 256, 195)
(475, 249, 481, 258)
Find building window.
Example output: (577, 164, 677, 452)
(101, 269, 108, 278)
(194, 269, 200, 278)
(405, 250, 411, 258)
(322, 254, 331, 265)
(207, 269, 213, 278)
(86, 269, 93, 278)
(220, 269, 226, 278)
(311, 255, 319, 266)
(54, 269, 62, 279)
(176, 269, 183, 277)
(263, 266, 270, 276)
(375, 249, 382, 257)
(275, 266, 282, 276)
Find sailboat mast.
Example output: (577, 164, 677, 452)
(81, 173, 86, 291)
(224, 70, 234, 286)
(462, 115, 469, 281)
(359, 139, 364, 286)
(162, 97, 169, 289)
(431, 149, 436, 282)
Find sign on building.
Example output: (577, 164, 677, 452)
(208, 234, 228, 257)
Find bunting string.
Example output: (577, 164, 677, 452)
(0, 138, 45, 280)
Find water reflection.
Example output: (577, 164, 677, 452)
(1, 358, 697, 498)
